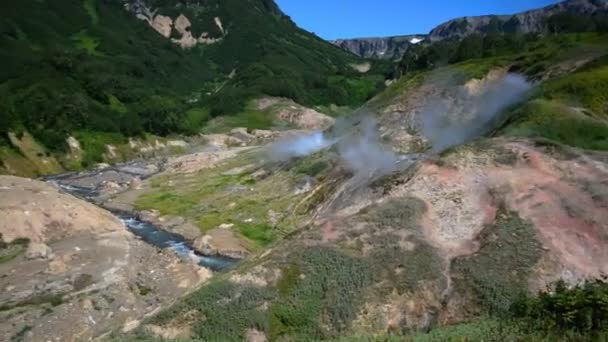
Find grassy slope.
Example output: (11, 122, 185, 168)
(0, 0, 387, 175)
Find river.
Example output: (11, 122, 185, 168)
(45, 161, 238, 271)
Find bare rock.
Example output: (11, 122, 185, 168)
(129, 177, 142, 190)
(25, 242, 53, 260)
(193, 228, 248, 259)
(230, 127, 255, 142)
(151, 15, 173, 38)
(246, 328, 267, 342)
(0, 176, 125, 245)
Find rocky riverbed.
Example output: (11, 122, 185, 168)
(0, 176, 212, 342)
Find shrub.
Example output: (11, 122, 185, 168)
(270, 247, 370, 339)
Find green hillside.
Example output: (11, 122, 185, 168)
(0, 0, 384, 160)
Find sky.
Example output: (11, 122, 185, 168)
(274, 0, 559, 40)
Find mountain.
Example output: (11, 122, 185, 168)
(0, 0, 386, 174)
(331, 34, 426, 59)
(330, 0, 608, 60)
(429, 0, 608, 41)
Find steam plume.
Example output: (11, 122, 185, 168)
(420, 73, 532, 152)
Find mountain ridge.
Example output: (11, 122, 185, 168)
(429, 0, 608, 41)
(331, 0, 608, 59)
(331, 34, 426, 59)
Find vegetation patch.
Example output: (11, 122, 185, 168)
(83, 0, 99, 26)
(330, 280, 608, 340)
(358, 198, 446, 295)
(270, 246, 371, 339)
(535, 64, 608, 117)
(238, 223, 276, 248)
(136, 153, 312, 246)
(0, 293, 65, 312)
(502, 99, 608, 150)
(73, 131, 126, 167)
(451, 208, 543, 315)
(143, 279, 275, 341)
(72, 30, 102, 56)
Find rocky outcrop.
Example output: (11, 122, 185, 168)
(429, 0, 608, 41)
(331, 35, 426, 59)
(151, 14, 172, 38)
(193, 227, 249, 259)
(0, 176, 125, 245)
(0, 176, 209, 342)
(123, 1, 225, 49)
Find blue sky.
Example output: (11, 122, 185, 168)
(275, 0, 559, 40)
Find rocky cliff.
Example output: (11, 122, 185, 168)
(429, 0, 608, 41)
(331, 35, 426, 59)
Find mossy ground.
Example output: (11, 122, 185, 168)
(135, 149, 336, 249)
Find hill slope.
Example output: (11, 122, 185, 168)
(0, 0, 385, 173)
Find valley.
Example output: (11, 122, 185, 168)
(1, 0, 608, 341)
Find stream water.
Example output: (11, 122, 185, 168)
(46, 167, 238, 271)
(116, 212, 237, 271)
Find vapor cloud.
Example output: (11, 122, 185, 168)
(269, 131, 335, 161)
(268, 115, 398, 179)
(420, 73, 532, 152)
(268, 73, 531, 180)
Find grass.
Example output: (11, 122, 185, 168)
(502, 99, 608, 150)
(72, 30, 102, 56)
(0, 293, 65, 312)
(202, 110, 276, 133)
(136, 150, 318, 248)
(73, 131, 126, 167)
(142, 279, 275, 341)
(6, 132, 62, 175)
(136, 191, 198, 217)
(0, 252, 21, 264)
(269, 246, 370, 339)
(357, 198, 446, 296)
(108, 94, 127, 114)
(238, 223, 276, 247)
(452, 208, 543, 315)
(451, 56, 511, 80)
(0, 145, 39, 177)
(535, 65, 608, 117)
(293, 152, 332, 179)
(369, 71, 425, 108)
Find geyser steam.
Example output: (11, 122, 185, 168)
(269, 115, 398, 178)
(268, 72, 531, 179)
(420, 73, 532, 152)
(269, 131, 334, 160)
